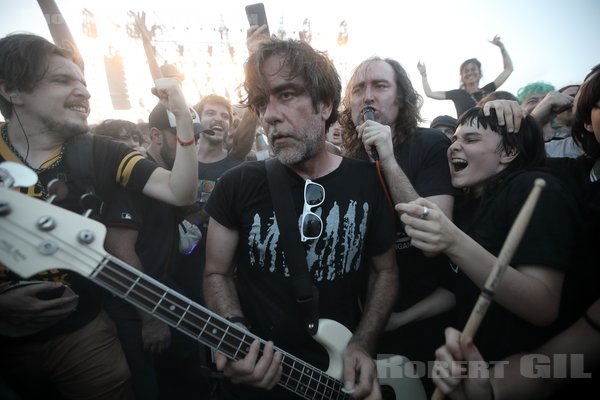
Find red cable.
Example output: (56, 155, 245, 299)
(374, 159, 395, 212)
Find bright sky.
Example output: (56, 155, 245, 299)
(1, 0, 599, 124)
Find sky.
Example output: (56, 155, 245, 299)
(1, 0, 599, 124)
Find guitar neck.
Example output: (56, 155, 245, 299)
(0, 184, 355, 399)
(93, 255, 349, 400)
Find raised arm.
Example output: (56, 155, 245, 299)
(131, 11, 162, 81)
(397, 199, 564, 327)
(143, 77, 197, 205)
(37, 0, 84, 67)
(489, 35, 513, 89)
(229, 109, 259, 162)
(417, 61, 447, 100)
(358, 119, 454, 218)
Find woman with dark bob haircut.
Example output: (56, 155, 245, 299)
(395, 106, 583, 364)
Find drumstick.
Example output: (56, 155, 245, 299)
(431, 178, 546, 400)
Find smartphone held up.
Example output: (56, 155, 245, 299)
(245, 3, 270, 36)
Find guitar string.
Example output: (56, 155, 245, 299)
(96, 258, 348, 400)
(95, 259, 349, 399)
(1, 220, 348, 400)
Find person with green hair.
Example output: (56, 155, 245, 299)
(518, 81, 582, 158)
(516, 81, 556, 115)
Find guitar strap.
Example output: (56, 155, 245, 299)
(64, 133, 96, 196)
(265, 158, 320, 336)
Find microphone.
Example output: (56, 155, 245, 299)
(363, 106, 375, 122)
(362, 106, 379, 161)
(194, 121, 215, 139)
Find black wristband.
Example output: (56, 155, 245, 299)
(227, 315, 249, 328)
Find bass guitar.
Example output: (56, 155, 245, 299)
(0, 184, 425, 400)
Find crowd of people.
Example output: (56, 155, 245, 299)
(0, 5, 598, 400)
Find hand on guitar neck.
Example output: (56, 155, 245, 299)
(0, 184, 426, 400)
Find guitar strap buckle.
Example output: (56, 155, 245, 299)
(297, 285, 319, 336)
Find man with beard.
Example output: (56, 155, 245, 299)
(202, 38, 398, 399)
(0, 34, 197, 399)
(99, 103, 212, 400)
(340, 56, 459, 396)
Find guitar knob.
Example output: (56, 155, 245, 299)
(0, 201, 11, 216)
(78, 229, 95, 244)
(37, 216, 57, 231)
(37, 240, 58, 255)
(80, 193, 104, 218)
(46, 179, 68, 203)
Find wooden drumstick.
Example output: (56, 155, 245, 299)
(431, 178, 546, 400)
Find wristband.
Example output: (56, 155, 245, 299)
(176, 135, 195, 147)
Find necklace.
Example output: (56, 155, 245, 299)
(1, 123, 65, 198)
(1, 123, 65, 172)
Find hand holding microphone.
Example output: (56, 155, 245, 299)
(362, 106, 379, 161)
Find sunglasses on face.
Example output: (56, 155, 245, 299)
(300, 179, 325, 242)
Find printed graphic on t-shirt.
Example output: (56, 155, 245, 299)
(395, 230, 412, 250)
(198, 179, 217, 204)
(247, 201, 368, 282)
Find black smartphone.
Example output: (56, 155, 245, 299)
(245, 3, 269, 36)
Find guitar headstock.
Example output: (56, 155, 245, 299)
(0, 186, 107, 278)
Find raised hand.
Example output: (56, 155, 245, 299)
(247, 25, 270, 55)
(417, 61, 427, 77)
(432, 327, 494, 400)
(489, 35, 504, 48)
(151, 77, 188, 117)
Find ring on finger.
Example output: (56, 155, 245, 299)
(420, 206, 430, 219)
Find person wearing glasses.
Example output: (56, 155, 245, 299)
(202, 38, 399, 400)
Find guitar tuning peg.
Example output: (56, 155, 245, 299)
(80, 193, 105, 218)
(0, 168, 15, 189)
(46, 179, 68, 204)
(0, 161, 38, 188)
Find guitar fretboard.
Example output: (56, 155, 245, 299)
(92, 256, 350, 400)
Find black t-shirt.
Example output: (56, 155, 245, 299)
(103, 186, 179, 283)
(175, 155, 241, 302)
(378, 128, 459, 381)
(545, 157, 600, 328)
(392, 128, 460, 308)
(448, 171, 581, 361)
(446, 82, 497, 117)
(0, 132, 157, 341)
(205, 158, 395, 370)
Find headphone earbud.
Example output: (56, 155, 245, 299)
(8, 91, 18, 104)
